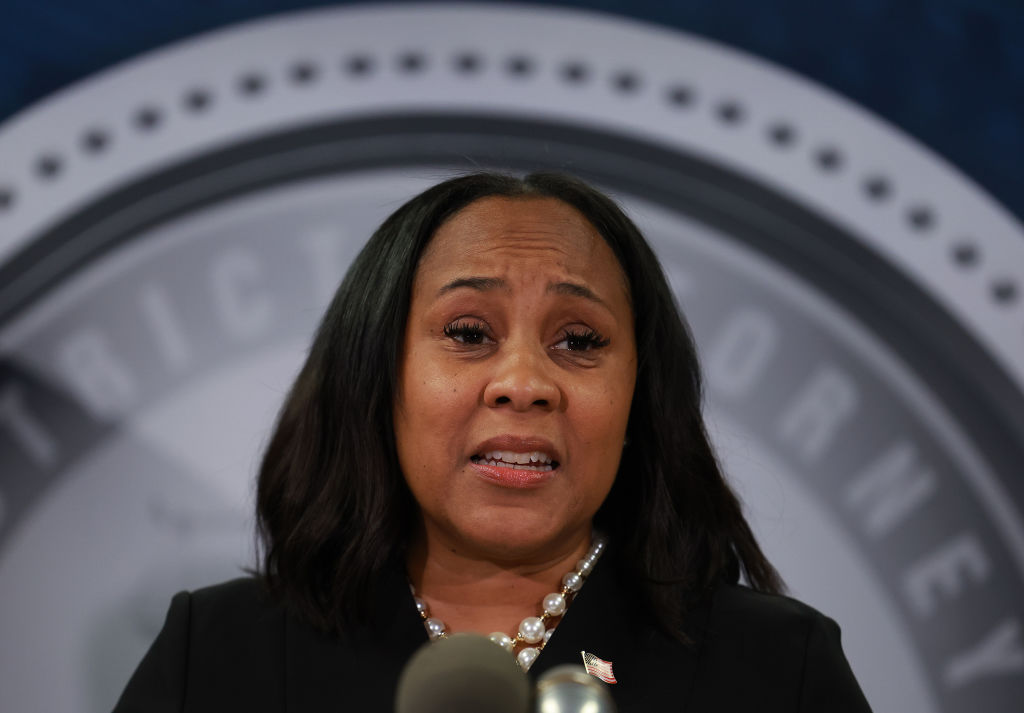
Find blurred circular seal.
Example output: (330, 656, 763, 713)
(0, 5, 1021, 712)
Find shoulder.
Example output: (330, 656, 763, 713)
(114, 578, 287, 712)
(180, 577, 285, 648)
(702, 582, 842, 663)
(188, 576, 279, 618)
(177, 579, 288, 705)
(693, 584, 872, 712)
(708, 582, 838, 640)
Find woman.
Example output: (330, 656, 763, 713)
(115, 172, 872, 712)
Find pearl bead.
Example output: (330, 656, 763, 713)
(542, 592, 566, 616)
(517, 647, 539, 671)
(489, 632, 514, 651)
(413, 533, 607, 669)
(518, 616, 546, 644)
(562, 571, 583, 592)
(424, 617, 446, 639)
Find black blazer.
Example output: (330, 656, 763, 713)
(114, 555, 872, 712)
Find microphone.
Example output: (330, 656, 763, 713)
(534, 664, 617, 713)
(395, 634, 530, 713)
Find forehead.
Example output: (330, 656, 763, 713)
(416, 196, 627, 289)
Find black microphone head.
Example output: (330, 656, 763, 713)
(395, 634, 531, 713)
(535, 664, 617, 713)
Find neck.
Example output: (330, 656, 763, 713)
(407, 522, 593, 636)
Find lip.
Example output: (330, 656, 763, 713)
(469, 434, 561, 490)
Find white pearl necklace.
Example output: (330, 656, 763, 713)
(411, 536, 607, 672)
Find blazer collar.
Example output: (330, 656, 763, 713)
(530, 547, 708, 711)
(285, 563, 427, 713)
(284, 547, 708, 712)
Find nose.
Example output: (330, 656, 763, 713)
(483, 343, 561, 412)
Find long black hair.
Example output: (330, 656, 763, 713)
(256, 172, 782, 636)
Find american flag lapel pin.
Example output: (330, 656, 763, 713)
(580, 650, 618, 684)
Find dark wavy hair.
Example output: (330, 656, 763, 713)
(256, 172, 782, 636)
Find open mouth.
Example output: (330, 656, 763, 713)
(470, 450, 559, 472)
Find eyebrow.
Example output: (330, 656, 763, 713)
(547, 281, 608, 307)
(437, 277, 506, 295)
(437, 276, 608, 307)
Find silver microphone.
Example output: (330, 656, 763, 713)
(534, 664, 617, 713)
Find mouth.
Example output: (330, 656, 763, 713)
(470, 450, 560, 472)
(469, 436, 562, 488)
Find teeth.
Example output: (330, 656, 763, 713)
(482, 460, 553, 472)
(482, 450, 553, 465)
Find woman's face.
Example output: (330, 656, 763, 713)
(394, 196, 637, 561)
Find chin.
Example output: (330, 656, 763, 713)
(454, 514, 586, 562)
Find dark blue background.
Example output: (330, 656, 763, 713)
(2, 0, 1021, 222)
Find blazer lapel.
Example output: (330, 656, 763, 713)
(531, 552, 708, 712)
(282, 550, 708, 713)
(284, 567, 428, 713)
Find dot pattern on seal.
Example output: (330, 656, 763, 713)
(908, 206, 935, 232)
(768, 122, 796, 147)
(562, 61, 588, 84)
(952, 242, 979, 268)
(289, 61, 319, 85)
(0, 41, 1018, 335)
(992, 280, 1018, 305)
(612, 71, 640, 93)
(864, 176, 891, 202)
(184, 88, 212, 113)
(238, 73, 267, 96)
(345, 54, 373, 76)
(455, 52, 482, 74)
(397, 51, 425, 73)
(81, 129, 109, 154)
(666, 84, 695, 107)
(506, 56, 533, 77)
(36, 155, 62, 180)
(816, 147, 843, 172)
(134, 106, 162, 131)
(715, 100, 744, 124)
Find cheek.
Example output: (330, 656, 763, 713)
(567, 382, 631, 499)
(409, 374, 464, 420)
(397, 360, 473, 458)
(573, 376, 633, 442)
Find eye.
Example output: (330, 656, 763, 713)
(443, 319, 492, 345)
(554, 327, 610, 352)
